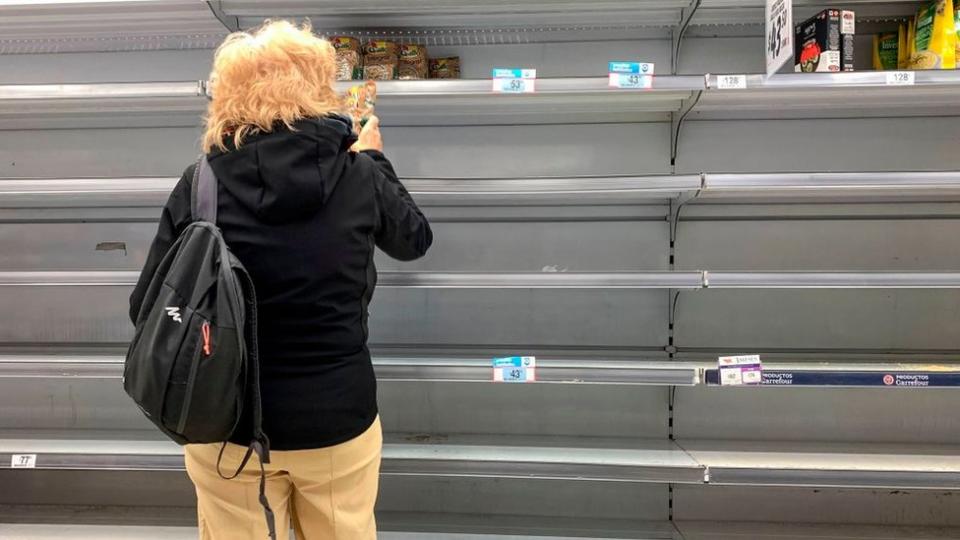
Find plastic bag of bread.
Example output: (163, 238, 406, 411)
(344, 81, 377, 132)
(428, 56, 461, 79)
(398, 44, 429, 79)
(362, 40, 399, 80)
(332, 36, 362, 80)
(906, 0, 956, 69)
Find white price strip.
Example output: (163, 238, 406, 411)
(719, 355, 763, 386)
(493, 356, 536, 383)
(886, 71, 915, 86)
(765, 0, 793, 76)
(492, 68, 536, 94)
(608, 62, 654, 89)
(717, 74, 747, 89)
(11, 454, 37, 468)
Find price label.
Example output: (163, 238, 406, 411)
(886, 71, 915, 86)
(765, 0, 793, 76)
(719, 355, 763, 386)
(717, 74, 747, 89)
(493, 356, 536, 383)
(11, 454, 37, 468)
(492, 68, 536, 94)
(608, 62, 654, 89)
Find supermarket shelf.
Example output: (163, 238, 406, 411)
(697, 72, 960, 120)
(0, 519, 676, 540)
(8, 270, 960, 289)
(0, 0, 226, 54)
(0, 270, 705, 289)
(680, 440, 960, 490)
(0, 433, 706, 484)
(7, 171, 960, 209)
(675, 521, 960, 540)
(0, 82, 207, 130)
(0, 354, 703, 386)
(4, 433, 959, 490)
(704, 362, 960, 387)
(4, 72, 960, 128)
(0, 175, 704, 208)
(704, 272, 960, 289)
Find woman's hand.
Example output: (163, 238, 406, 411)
(351, 115, 383, 153)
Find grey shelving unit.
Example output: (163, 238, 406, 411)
(3, 0, 960, 539)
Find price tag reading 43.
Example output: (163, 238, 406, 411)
(608, 62, 654, 89)
(492, 68, 536, 93)
(719, 355, 763, 386)
(493, 356, 536, 383)
(765, 0, 793, 76)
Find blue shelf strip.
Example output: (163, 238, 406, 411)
(704, 369, 960, 387)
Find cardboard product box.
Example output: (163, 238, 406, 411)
(795, 9, 856, 72)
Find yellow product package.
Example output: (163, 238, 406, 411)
(907, 0, 956, 69)
(873, 32, 900, 70)
(898, 22, 909, 68)
(343, 81, 377, 132)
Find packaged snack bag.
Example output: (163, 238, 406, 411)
(428, 56, 461, 79)
(343, 81, 377, 132)
(906, 0, 956, 69)
(398, 44, 429, 79)
(331, 36, 362, 81)
(362, 40, 399, 80)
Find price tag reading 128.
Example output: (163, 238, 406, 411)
(493, 356, 536, 382)
(886, 71, 915, 86)
(492, 68, 536, 93)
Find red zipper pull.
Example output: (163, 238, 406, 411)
(202, 321, 212, 356)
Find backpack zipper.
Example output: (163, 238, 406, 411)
(202, 321, 212, 356)
(176, 319, 208, 434)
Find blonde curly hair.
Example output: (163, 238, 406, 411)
(202, 19, 342, 153)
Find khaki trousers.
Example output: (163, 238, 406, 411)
(185, 417, 382, 540)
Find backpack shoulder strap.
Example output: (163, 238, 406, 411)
(191, 156, 219, 223)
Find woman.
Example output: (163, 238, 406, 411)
(129, 20, 433, 540)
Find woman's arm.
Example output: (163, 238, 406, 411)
(363, 149, 433, 261)
(129, 167, 194, 324)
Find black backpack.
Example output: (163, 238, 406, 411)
(124, 156, 276, 539)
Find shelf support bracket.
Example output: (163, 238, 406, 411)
(670, 90, 703, 169)
(206, 1, 240, 32)
(671, 0, 703, 74)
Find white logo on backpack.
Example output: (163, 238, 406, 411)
(165, 307, 183, 323)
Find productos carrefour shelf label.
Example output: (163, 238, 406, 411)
(718, 355, 763, 386)
(493, 356, 536, 382)
(608, 62, 654, 89)
(492, 68, 537, 93)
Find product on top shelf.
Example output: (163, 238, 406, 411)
(906, 0, 956, 69)
(362, 40, 399, 80)
(332, 36, 362, 81)
(900, 22, 910, 68)
(795, 9, 856, 72)
(343, 81, 377, 132)
(428, 56, 461, 79)
(398, 44, 429, 79)
(955, 5, 959, 63)
(873, 31, 901, 70)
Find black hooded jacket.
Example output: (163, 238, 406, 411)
(130, 115, 432, 449)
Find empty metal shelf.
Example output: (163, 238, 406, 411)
(680, 440, 960, 490)
(0, 354, 702, 386)
(0, 433, 705, 484)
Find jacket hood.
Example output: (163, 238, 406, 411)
(206, 114, 358, 224)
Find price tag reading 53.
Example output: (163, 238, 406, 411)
(608, 62, 654, 89)
(492, 68, 537, 94)
(493, 356, 536, 383)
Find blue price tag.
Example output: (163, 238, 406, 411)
(493, 356, 536, 383)
(608, 62, 654, 89)
(492, 68, 537, 94)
